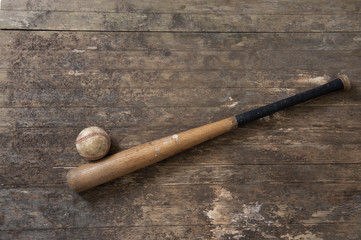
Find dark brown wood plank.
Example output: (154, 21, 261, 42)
(3, 0, 361, 14)
(2, 69, 361, 91)
(3, 105, 361, 130)
(1, 10, 360, 32)
(2, 32, 361, 51)
(0, 226, 212, 240)
(0, 69, 344, 89)
(1, 48, 360, 71)
(1, 225, 360, 240)
(2, 163, 361, 188)
(1, 86, 358, 108)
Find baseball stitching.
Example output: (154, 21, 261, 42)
(75, 132, 111, 160)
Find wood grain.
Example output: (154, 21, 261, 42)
(1, 10, 360, 32)
(1, 0, 361, 239)
(1, 184, 361, 239)
(3, 0, 360, 14)
(2, 32, 361, 51)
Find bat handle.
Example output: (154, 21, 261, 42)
(236, 75, 350, 126)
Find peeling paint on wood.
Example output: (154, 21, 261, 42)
(205, 187, 266, 239)
(281, 231, 324, 240)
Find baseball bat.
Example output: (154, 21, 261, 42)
(67, 75, 351, 192)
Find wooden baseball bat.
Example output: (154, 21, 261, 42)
(67, 75, 351, 192)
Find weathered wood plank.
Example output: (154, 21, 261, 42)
(3, 105, 361, 130)
(2, 32, 361, 52)
(2, 0, 361, 14)
(1, 184, 360, 239)
(2, 48, 360, 71)
(1, 225, 360, 240)
(2, 162, 361, 188)
(2, 69, 361, 91)
(0, 226, 212, 240)
(1, 86, 357, 109)
(1, 10, 360, 32)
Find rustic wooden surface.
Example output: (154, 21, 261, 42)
(1, 1, 361, 239)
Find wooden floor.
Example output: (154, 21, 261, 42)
(1, 1, 361, 239)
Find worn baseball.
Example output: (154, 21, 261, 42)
(75, 126, 111, 161)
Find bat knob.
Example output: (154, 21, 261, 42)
(338, 74, 351, 91)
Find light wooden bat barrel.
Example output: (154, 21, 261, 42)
(67, 75, 350, 192)
(67, 117, 237, 192)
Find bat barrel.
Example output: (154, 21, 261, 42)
(67, 117, 237, 192)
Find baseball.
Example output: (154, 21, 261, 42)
(75, 126, 111, 161)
